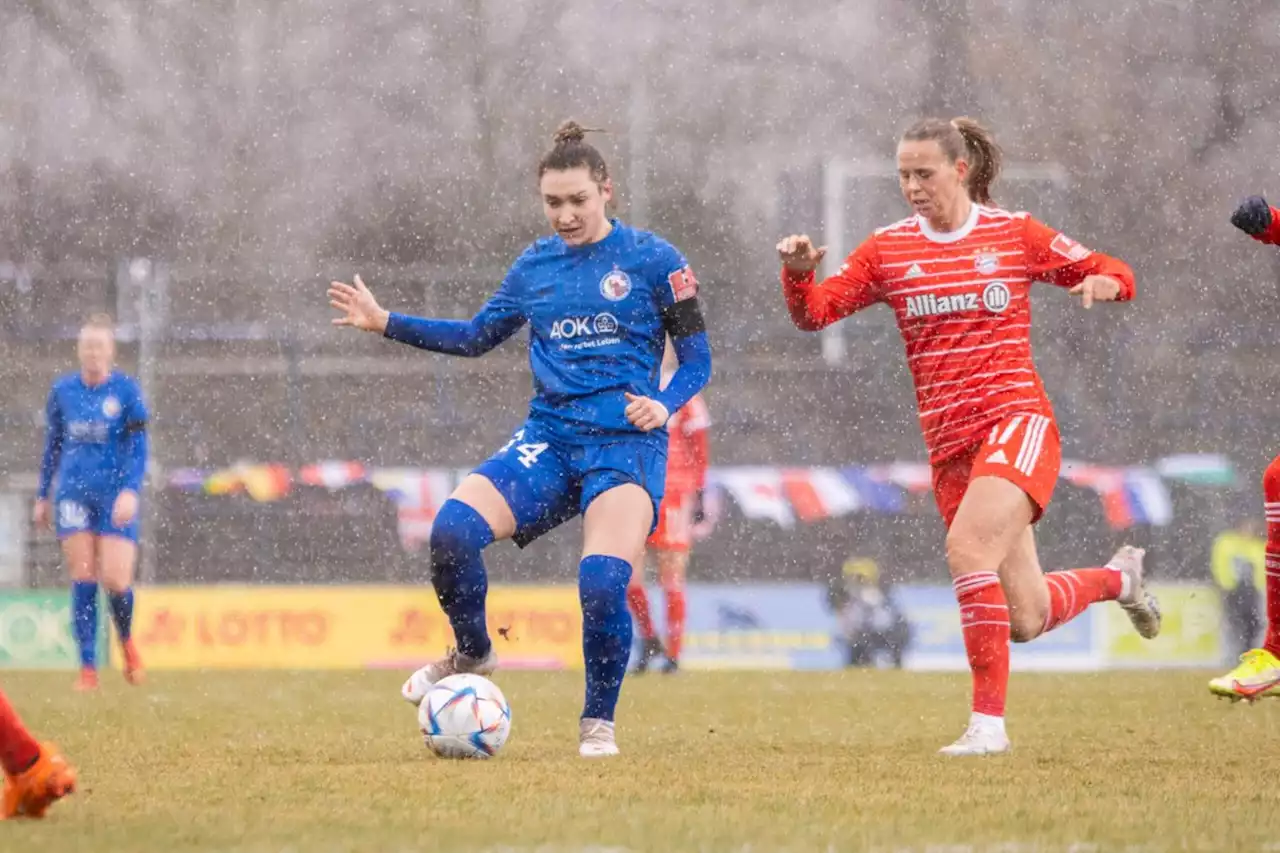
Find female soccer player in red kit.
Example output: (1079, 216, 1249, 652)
(629, 347, 711, 673)
(0, 690, 75, 819)
(1210, 195, 1280, 700)
(777, 117, 1162, 755)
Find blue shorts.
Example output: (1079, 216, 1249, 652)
(474, 420, 667, 548)
(53, 492, 140, 542)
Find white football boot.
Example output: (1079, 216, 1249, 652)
(578, 718, 619, 758)
(400, 647, 498, 706)
(939, 713, 1011, 757)
(1110, 545, 1162, 640)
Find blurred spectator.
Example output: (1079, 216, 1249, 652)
(825, 557, 911, 669)
(1211, 517, 1267, 661)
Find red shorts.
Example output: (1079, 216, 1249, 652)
(647, 489, 695, 551)
(932, 413, 1061, 529)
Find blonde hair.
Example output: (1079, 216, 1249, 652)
(82, 313, 116, 333)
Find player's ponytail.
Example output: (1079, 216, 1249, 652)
(950, 117, 1002, 205)
(538, 120, 610, 185)
(901, 116, 1003, 205)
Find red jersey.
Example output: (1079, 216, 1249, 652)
(782, 205, 1135, 464)
(1253, 206, 1280, 244)
(665, 393, 710, 493)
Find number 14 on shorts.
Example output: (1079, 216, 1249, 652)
(501, 430, 548, 469)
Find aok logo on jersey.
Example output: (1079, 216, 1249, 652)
(904, 282, 1011, 318)
(549, 312, 622, 349)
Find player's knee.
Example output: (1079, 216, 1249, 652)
(1007, 608, 1045, 643)
(101, 575, 130, 595)
(944, 526, 997, 577)
(1264, 455, 1280, 502)
(429, 500, 494, 568)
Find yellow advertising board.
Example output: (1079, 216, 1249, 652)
(1101, 584, 1222, 667)
(111, 586, 583, 670)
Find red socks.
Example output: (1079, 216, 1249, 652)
(0, 690, 40, 776)
(627, 584, 655, 640)
(1041, 567, 1124, 634)
(627, 581, 687, 662)
(953, 572, 1010, 717)
(664, 584, 686, 661)
(1263, 455, 1280, 656)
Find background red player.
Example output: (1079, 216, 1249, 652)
(1210, 195, 1280, 699)
(628, 346, 710, 674)
(777, 116, 1162, 755)
(0, 690, 76, 819)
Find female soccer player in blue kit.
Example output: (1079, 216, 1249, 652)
(329, 121, 713, 757)
(34, 314, 148, 691)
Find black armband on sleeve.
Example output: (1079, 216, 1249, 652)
(125, 419, 148, 434)
(660, 298, 706, 339)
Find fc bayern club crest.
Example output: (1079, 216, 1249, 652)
(599, 268, 632, 302)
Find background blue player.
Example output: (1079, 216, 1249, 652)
(328, 120, 713, 757)
(34, 314, 149, 691)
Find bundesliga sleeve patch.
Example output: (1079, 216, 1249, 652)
(1050, 233, 1092, 263)
(667, 266, 699, 302)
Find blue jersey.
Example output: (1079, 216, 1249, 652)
(38, 371, 149, 500)
(384, 220, 703, 446)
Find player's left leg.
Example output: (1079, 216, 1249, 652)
(577, 483, 656, 758)
(56, 522, 99, 692)
(0, 690, 76, 820)
(98, 533, 143, 685)
(999, 529, 1156, 643)
(973, 415, 1159, 645)
(655, 548, 689, 673)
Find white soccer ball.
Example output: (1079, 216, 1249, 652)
(417, 673, 512, 759)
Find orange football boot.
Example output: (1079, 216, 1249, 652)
(122, 639, 145, 686)
(1, 743, 76, 819)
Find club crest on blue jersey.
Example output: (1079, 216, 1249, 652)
(102, 396, 122, 418)
(599, 268, 632, 302)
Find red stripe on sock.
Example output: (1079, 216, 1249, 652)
(1041, 568, 1124, 634)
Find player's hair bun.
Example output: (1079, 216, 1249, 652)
(553, 120, 604, 146)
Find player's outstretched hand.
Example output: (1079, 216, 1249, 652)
(624, 393, 670, 432)
(111, 490, 139, 527)
(329, 274, 391, 333)
(776, 234, 827, 273)
(1068, 275, 1122, 310)
(32, 499, 50, 531)
(1230, 196, 1272, 236)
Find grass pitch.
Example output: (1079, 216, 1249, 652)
(1, 668, 1272, 852)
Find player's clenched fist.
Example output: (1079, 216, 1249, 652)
(329, 274, 391, 334)
(776, 234, 828, 273)
(1230, 196, 1272, 236)
(624, 393, 670, 432)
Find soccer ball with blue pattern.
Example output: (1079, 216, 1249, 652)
(418, 673, 512, 759)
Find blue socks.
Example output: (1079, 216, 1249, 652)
(429, 500, 496, 659)
(108, 587, 135, 642)
(71, 581, 98, 668)
(579, 555, 633, 721)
